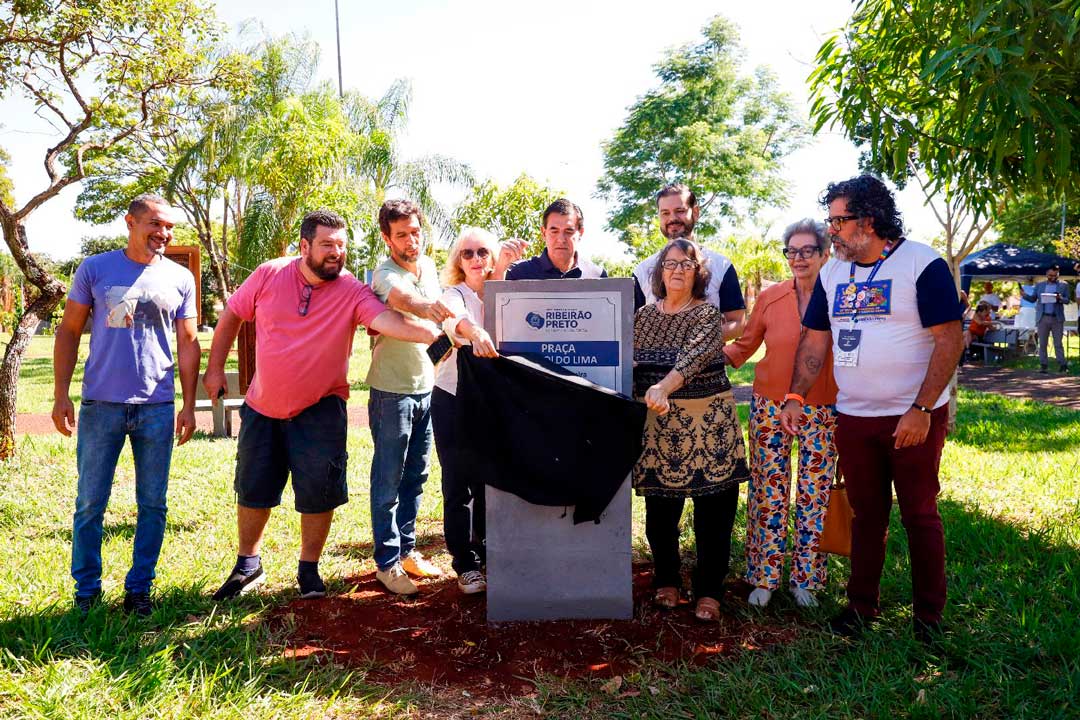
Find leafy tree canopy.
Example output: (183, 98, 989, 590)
(597, 16, 806, 246)
(0, 148, 13, 208)
(809, 0, 1080, 214)
(994, 194, 1079, 253)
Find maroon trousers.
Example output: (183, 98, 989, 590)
(835, 405, 948, 623)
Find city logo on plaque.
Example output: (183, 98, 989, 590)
(525, 312, 546, 329)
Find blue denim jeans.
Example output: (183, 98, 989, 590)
(368, 388, 432, 571)
(72, 400, 175, 597)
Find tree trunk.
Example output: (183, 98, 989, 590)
(0, 279, 65, 459)
(220, 195, 233, 296)
(198, 227, 231, 308)
(0, 216, 68, 458)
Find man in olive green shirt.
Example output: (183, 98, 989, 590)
(367, 199, 451, 595)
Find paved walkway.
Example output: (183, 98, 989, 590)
(957, 365, 1080, 410)
(13, 368, 1077, 437)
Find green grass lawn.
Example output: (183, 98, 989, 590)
(1, 339, 1078, 717)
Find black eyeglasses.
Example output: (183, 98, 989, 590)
(660, 259, 699, 271)
(461, 247, 491, 260)
(825, 214, 859, 231)
(782, 246, 823, 260)
(298, 283, 313, 317)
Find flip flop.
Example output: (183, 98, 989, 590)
(654, 586, 679, 609)
(695, 596, 720, 622)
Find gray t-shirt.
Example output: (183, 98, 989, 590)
(365, 255, 440, 395)
(69, 249, 197, 403)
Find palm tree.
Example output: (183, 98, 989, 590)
(345, 80, 474, 269)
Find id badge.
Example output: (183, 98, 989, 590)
(834, 327, 862, 368)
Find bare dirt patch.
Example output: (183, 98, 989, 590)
(274, 563, 799, 698)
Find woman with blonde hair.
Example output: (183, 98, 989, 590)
(431, 228, 499, 594)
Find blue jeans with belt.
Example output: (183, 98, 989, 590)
(72, 400, 175, 598)
(368, 388, 432, 571)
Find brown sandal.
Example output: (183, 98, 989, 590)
(654, 586, 679, 609)
(694, 596, 720, 622)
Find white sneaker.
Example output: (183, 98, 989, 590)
(376, 563, 419, 595)
(457, 570, 487, 594)
(748, 588, 773, 607)
(792, 588, 818, 608)
(401, 550, 443, 578)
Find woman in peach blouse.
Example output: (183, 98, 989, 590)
(723, 219, 839, 609)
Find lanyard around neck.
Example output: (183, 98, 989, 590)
(847, 241, 895, 324)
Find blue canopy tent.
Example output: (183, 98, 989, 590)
(959, 243, 1079, 293)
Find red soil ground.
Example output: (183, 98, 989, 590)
(274, 563, 800, 698)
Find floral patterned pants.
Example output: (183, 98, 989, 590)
(744, 394, 838, 591)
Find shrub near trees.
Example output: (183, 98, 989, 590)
(452, 174, 565, 258)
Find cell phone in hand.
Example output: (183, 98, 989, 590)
(426, 333, 454, 366)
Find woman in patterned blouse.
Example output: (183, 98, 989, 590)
(633, 238, 750, 622)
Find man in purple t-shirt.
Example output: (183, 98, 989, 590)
(203, 209, 438, 602)
(53, 194, 200, 617)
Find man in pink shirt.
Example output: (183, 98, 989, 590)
(203, 209, 438, 600)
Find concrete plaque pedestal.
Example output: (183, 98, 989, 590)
(483, 279, 636, 623)
(486, 478, 633, 622)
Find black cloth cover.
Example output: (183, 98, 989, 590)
(455, 347, 647, 524)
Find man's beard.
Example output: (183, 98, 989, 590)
(392, 246, 419, 265)
(147, 239, 167, 256)
(831, 231, 872, 262)
(307, 255, 343, 280)
(661, 219, 695, 240)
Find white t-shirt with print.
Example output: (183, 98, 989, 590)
(803, 239, 962, 417)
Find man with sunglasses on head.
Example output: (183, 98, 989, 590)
(205, 208, 438, 602)
(366, 199, 451, 595)
(779, 175, 964, 644)
(632, 184, 746, 340)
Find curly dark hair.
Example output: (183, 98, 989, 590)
(650, 239, 711, 301)
(820, 175, 904, 241)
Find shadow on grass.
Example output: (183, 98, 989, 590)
(544, 496, 1080, 719)
(1, 498, 1076, 717)
(18, 357, 65, 383)
(950, 389, 1080, 452)
(0, 583, 411, 714)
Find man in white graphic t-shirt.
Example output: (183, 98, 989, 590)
(778, 175, 964, 644)
(632, 184, 745, 341)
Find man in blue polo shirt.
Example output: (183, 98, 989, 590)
(499, 199, 607, 281)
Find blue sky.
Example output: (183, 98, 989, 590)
(0, 0, 948, 261)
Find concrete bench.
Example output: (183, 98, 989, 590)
(194, 371, 244, 437)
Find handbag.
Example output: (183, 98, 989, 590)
(818, 470, 853, 556)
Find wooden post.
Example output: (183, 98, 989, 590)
(164, 245, 202, 326)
